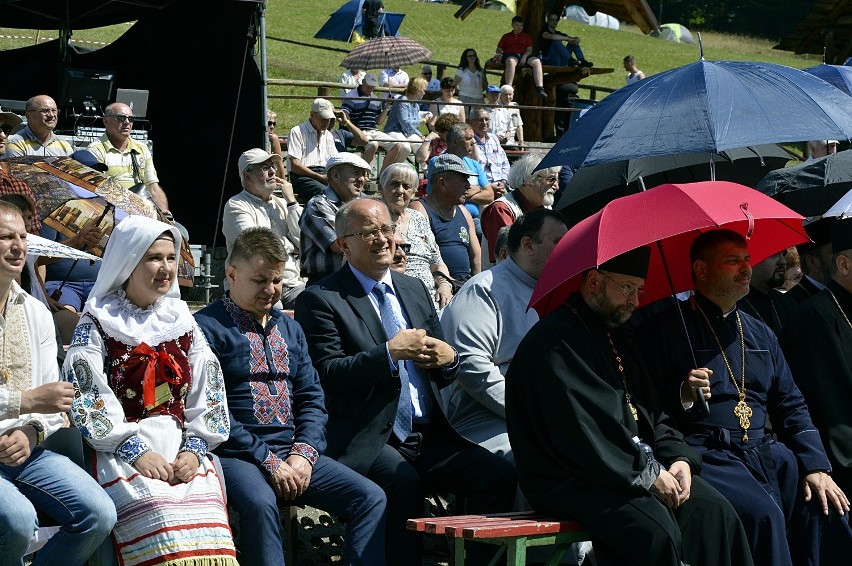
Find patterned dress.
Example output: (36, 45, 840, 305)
(403, 209, 444, 307)
(65, 292, 236, 566)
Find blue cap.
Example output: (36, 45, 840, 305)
(486, 85, 501, 93)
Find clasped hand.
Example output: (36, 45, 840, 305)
(269, 455, 313, 502)
(134, 451, 201, 483)
(681, 368, 713, 404)
(388, 329, 455, 368)
(652, 461, 692, 509)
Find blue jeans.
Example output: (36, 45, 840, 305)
(220, 454, 387, 566)
(43, 281, 95, 312)
(0, 447, 116, 566)
(542, 41, 585, 66)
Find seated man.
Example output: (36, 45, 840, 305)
(492, 16, 547, 98)
(195, 227, 387, 566)
(2, 95, 72, 158)
(287, 98, 339, 203)
(637, 230, 852, 565)
(493, 85, 524, 146)
(469, 107, 510, 200)
(223, 148, 305, 308)
(299, 153, 371, 285)
(0, 201, 116, 564)
(295, 199, 516, 566)
(341, 73, 390, 165)
(440, 210, 566, 460)
(506, 246, 754, 566)
(541, 12, 593, 68)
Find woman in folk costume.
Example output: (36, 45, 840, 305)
(63, 215, 237, 566)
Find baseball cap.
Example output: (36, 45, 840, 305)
(363, 73, 380, 87)
(486, 85, 501, 94)
(238, 148, 283, 176)
(311, 98, 335, 119)
(325, 152, 372, 173)
(431, 154, 475, 177)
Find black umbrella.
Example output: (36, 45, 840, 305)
(557, 144, 794, 226)
(754, 150, 852, 217)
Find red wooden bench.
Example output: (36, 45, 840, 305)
(407, 511, 590, 566)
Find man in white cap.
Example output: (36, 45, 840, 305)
(342, 73, 389, 165)
(299, 152, 371, 285)
(287, 98, 339, 203)
(808, 139, 839, 161)
(0, 108, 23, 157)
(222, 148, 305, 307)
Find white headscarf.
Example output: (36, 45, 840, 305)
(83, 215, 194, 346)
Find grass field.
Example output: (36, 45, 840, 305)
(1, 0, 822, 130)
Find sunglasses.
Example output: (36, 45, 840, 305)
(396, 243, 411, 254)
(0, 124, 13, 135)
(108, 114, 135, 123)
(268, 121, 276, 127)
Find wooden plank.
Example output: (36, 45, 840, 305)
(453, 520, 586, 539)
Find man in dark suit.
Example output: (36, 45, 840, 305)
(295, 197, 516, 566)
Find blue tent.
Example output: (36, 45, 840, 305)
(314, 0, 404, 42)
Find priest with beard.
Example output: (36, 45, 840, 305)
(505, 247, 753, 566)
(783, 217, 852, 497)
(738, 251, 797, 336)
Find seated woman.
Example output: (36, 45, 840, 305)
(378, 163, 453, 308)
(427, 77, 466, 129)
(379, 77, 429, 172)
(64, 215, 237, 566)
(415, 113, 461, 174)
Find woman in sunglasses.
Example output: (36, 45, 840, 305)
(379, 163, 453, 309)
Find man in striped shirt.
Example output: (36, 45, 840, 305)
(87, 102, 170, 212)
(2, 95, 73, 158)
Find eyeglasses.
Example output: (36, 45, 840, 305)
(29, 107, 57, 115)
(536, 175, 559, 184)
(598, 271, 647, 299)
(0, 124, 13, 135)
(250, 163, 277, 173)
(467, 54, 477, 59)
(396, 243, 411, 254)
(342, 224, 396, 242)
(107, 114, 135, 123)
(268, 121, 276, 127)
(423, 72, 432, 76)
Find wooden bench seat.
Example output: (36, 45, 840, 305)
(407, 511, 590, 566)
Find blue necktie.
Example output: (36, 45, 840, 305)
(372, 282, 412, 441)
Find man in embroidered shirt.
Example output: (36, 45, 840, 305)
(637, 229, 851, 565)
(0, 201, 116, 564)
(481, 152, 560, 265)
(299, 152, 370, 286)
(288, 98, 340, 203)
(295, 199, 516, 566)
(223, 148, 304, 307)
(506, 246, 753, 566)
(783, 217, 852, 498)
(195, 227, 386, 566)
(2, 95, 73, 158)
(87, 102, 169, 213)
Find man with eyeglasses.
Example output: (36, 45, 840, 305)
(86, 102, 169, 212)
(222, 148, 304, 308)
(469, 106, 509, 198)
(299, 152, 371, 286)
(506, 246, 754, 566)
(481, 152, 560, 265)
(3, 95, 73, 158)
(295, 198, 516, 566)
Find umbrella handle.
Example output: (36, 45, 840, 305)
(740, 203, 755, 239)
(655, 241, 710, 417)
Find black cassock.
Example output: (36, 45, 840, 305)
(638, 292, 851, 566)
(505, 294, 752, 566)
(738, 286, 797, 337)
(783, 280, 852, 496)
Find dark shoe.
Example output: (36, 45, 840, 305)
(537, 87, 548, 99)
(566, 58, 579, 68)
(579, 59, 594, 68)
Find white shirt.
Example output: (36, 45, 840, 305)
(287, 119, 338, 170)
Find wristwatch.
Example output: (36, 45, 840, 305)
(28, 420, 45, 445)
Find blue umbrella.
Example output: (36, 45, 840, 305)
(802, 63, 852, 96)
(540, 59, 852, 170)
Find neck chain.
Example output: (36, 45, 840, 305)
(567, 302, 638, 421)
(827, 289, 852, 330)
(693, 300, 752, 442)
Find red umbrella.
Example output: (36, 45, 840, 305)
(531, 181, 809, 316)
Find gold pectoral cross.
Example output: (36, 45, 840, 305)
(733, 394, 753, 442)
(0, 367, 9, 385)
(629, 402, 639, 422)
